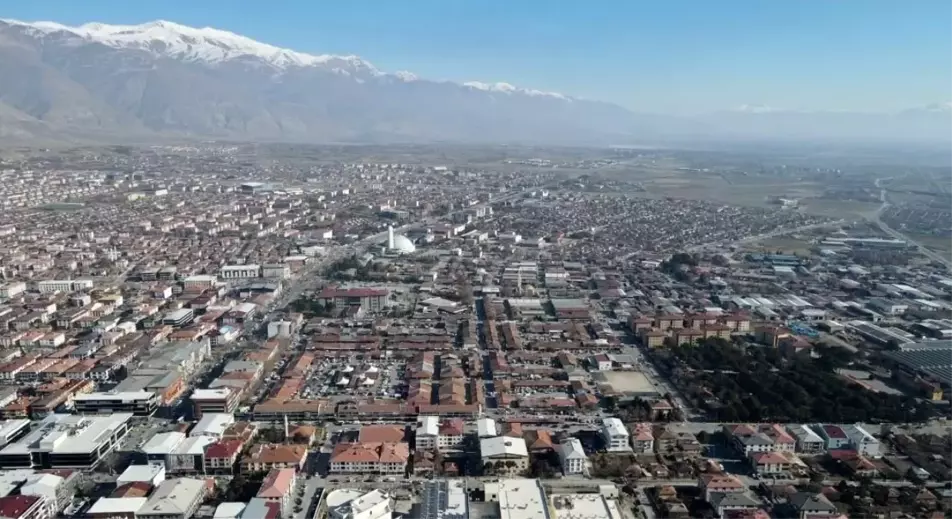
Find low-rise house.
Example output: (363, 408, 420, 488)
(749, 451, 791, 474)
(789, 493, 838, 519)
(630, 423, 654, 453)
(786, 424, 825, 454)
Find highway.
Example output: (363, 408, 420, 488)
(872, 178, 951, 270)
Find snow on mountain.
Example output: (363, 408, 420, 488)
(463, 81, 568, 99)
(0, 18, 571, 99)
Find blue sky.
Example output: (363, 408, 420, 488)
(5, 0, 950, 114)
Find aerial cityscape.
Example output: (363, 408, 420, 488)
(0, 2, 949, 519)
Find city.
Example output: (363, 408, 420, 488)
(0, 143, 946, 519)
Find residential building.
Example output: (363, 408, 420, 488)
(786, 425, 825, 454)
(317, 287, 388, 312)
(843, 424, 880, 458)
(815, 424, 851, 450)
(256, 468, 296, 515)
(87, 497, 148, 519)
(190, 389, 239, 419)
(329, 442, 410, 474)
(415, 416, 439, 450)
(699, 474, 746, 502)
(789, 493, 838, 519)
(0, 495, 45, 519)
(203, 439, 243, 475)
(476, 418, 497, 438)
(135, 478, 207, 519)
(630, 423, 654, 453)
(557, 438, 587, 475)
(600, 418, 631, 452)
(749, 451, 791, 475)
(242, 444, 307, 473)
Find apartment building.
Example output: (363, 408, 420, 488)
(600, 418, 631, 452)
(557, 438, 587, 475)
(329, 442, 410, 474)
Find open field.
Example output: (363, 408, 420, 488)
(594, 371, 657, 395)
(904, 233, 952, 261)
(741, 236, 816, 256)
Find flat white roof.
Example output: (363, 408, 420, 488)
(481, 436, 528, 458)
(117, 464, 165, 484)
(141, 432, 186, 455)
(417, 415, 439, 437)
(551, 494, 624, 519)
(0, 413, 133, 455)
(191, 388, 232, 401)
(486, 479, 548, 519)
(175, 435, 216, 455)
(477, 417, 497, 437)
(0, 419, 30, 444)
(88, 497, 148, 514)
(601, 418, 628, 437)
(191, 413, 235, 437)
(140, 478, 206, 515)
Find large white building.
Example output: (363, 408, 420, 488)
(218, 264, 261, 279)
(600, 418, 631, 452)
(558, 438, 587, 475)
(0, 413, 132, 469)
(327, 489, 393, 519)
(480, 437, 529, 476)
(484, 479, 548, 519)
(36, 279, 93, 294)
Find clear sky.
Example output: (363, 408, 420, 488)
(5, 0, 950, 114)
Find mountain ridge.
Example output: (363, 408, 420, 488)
(0, 18, 948, 146)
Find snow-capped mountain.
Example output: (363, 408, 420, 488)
(1, 18, 380, 72)
(0, 18, 946, 145)
(0, 17, 628, 143)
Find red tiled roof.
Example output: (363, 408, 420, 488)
(0, 495, 40, 519)
(205, 439, 244, 459)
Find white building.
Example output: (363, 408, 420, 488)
(416, 416, 439, 450)
(218, 264, 260, 279)
(600, 418, 631, 452)
(182, 275, 217, 291)
(36, 279, 93, 294)
(261, 264, 291, 279)
(484, 479, 547, 519)
(480, 437, 529, 476)
(477, 417, 497, 438)
(558, 438, 587, 475)
(0, 413, 132, 469)
(786, 424, 825, 454)
(190, 413, 235, 439)
(843, 424, 881, 458)
(267, 320, 293, 339)
(117, 464, 166, 487)
(136, 477, 207, 519)
(326, 489, 393, 519)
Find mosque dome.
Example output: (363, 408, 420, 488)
(391, 234, 416, 253)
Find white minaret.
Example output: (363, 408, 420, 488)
(387, 225, 395, 249)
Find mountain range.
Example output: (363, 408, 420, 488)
(0, 18, 948, 146)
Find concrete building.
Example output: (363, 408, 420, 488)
(483, 479, 547, 519)
(255, 468, 296, 515)
(557, 438, 587, 475)
(218, 265, 260, 280)
(843, 424, 880, 458)
(480, 437, 529, 476)
(136, 478, 207, 519)
(326, 489, 393, 519)
(600, 418, 631, 452)
(0, 413, 132, 469)
(190, 388, 240, 419)
(73, 391, 159, 416)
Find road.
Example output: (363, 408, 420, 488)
(685, 219, 846, 253)
(872, 178, 951, 270)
